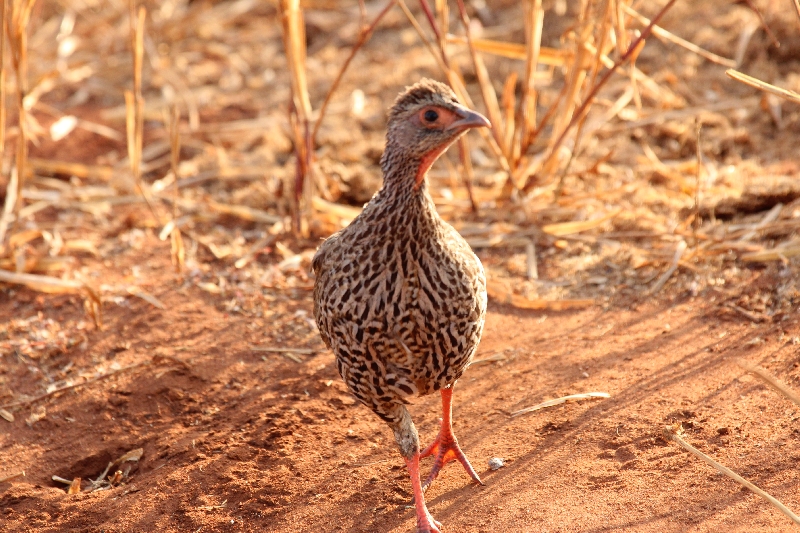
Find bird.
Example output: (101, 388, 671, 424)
(312, 78, 491, 533)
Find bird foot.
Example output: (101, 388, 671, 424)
(420, 420, 483, 492)
(405, 454, 444, 533)
(416, 513, 443, 533)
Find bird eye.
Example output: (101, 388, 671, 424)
(423, 109, 439, 122)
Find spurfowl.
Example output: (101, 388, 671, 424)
(312, 79, 490, 532)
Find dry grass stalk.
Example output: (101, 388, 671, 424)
(520, 0, 544, 154)
(125, 2, 159, 223)
(622, 4, 736, 67)
(741, 241, 800, 262)
(726, 69, 800, 105)
(8, 0, 36, 205)
(511, 392, 610, 417)
(444, 35, 566, 65)
(741, 0, 780, 48)
(525, 0, 679, 191)
(234, 222, 282, 269)
(739, 362, 800, 408)
(663, 424, 800, 526)
(279, 0, 313, 236)
(543, 0, 595, 180)
(526, 240, 538, 280)
(455, 0, 504, 157)
(0, 269, 102, 325)
(554, 0, 618, 189)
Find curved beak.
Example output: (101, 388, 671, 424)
(447, 104, 492, 131)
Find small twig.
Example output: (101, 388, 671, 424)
(90, 462, 114, 490)
(0, 471, 25, 483)
(468, 353, 507, 367)
(648, 239, 687, 295)
(663, 425, 800, 526)
(738, 362, 800, 407)
(725, 303, 767, 323)
(510, 392, 610, 417)
(250, 346, 317, 355)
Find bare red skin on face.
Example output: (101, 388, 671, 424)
(412, 105, 461, 190)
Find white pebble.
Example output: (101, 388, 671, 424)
(488, 457, 505, 471)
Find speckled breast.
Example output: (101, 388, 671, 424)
(313, 216, 487, 406)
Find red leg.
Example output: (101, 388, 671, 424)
(420, 386, 483, 491)
(405, 453, 443, 533)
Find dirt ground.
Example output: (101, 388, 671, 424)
(2, 239, 800, 533)
(3, 0, 800, 532)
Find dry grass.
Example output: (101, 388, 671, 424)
(0, 3, 795, 322)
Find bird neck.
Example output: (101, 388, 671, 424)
(379, 140, 433, 201)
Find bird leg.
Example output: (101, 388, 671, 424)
(405, 453, 443, 533)
(390, 403, 443, 533)
(420, 386, 483, 492)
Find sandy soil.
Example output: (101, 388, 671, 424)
(3, 1, 800, 532)
(2, 235, 799, 533)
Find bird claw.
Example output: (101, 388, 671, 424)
(416, 514, 443, 533)
(420, 419, 482, 492)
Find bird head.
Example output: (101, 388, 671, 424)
(383, 78, 491, 190)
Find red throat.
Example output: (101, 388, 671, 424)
(414, 145, 448, 190)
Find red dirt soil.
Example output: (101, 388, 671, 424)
(2, 236, 800, 533)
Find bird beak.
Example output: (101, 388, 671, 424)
(446, 105, 491, 131)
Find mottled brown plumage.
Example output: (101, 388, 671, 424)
(312, 79, 490, 533)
